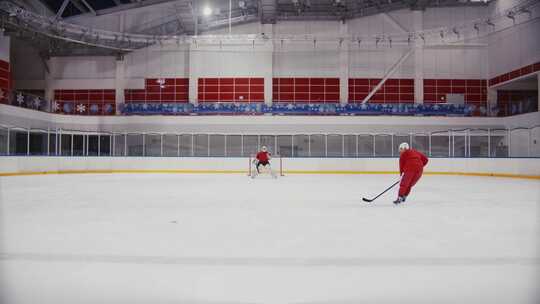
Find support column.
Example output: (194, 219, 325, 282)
(538, 74, 540, 111)
(412, 10, 424, 104)
(115, 56, 125, 114)
(339, 22, 349, 105)
(262, 24, 274, 106)
(44, 59, 54, 108)
(188, 45, 198, 105)
(487, 87, 497, 116)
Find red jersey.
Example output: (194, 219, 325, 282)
(399, 149, 428, 174)
(256, 151, 271, 162)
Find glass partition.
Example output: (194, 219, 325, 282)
(0, 126, 7, 155)
(469, 129, 489, 157)
(358, 135, 374, 157)
(225, 135, 242, 157)
(310, 134, 325, 157)
(293, 135, 309, 157)
(277, 135, 293, 157)
(193, 134, 209, 157)
(100, 135, 111, 156)
(114, 134, 126, 156)
(179, 134, 193, 156)
(343, 135, 357, 157)
(145, 134, 162, 157)
(489, 129, 508, 158)
(162, 134, 178, 157)
(452, 130, 467, 157)
(9, 129, 28, 155)
(374, 134, 392, 157)
(127, 134, 144, 156)
(430, 131, 450, 157)
(1, 126, 538, 159)
(209, 135, 225, 157)
(509, 128, 530, 157)
(29, 130, 48, 155)
(87, 135, 99, 156)
(327, 134, 343, 157)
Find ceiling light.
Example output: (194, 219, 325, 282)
(202, 6, 212, 16)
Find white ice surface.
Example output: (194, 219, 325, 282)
(0, 173, 539, 304)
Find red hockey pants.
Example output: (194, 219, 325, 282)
(399, 168, 423, 197)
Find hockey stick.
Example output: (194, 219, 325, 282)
(362, 179, 401, 202)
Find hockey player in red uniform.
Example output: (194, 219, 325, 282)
(252, 146, 276, 178)
(394, 142, 428, 205)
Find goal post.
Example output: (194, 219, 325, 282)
(248, 154, 284, 177)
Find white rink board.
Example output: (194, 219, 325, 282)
(1, 157, 540, 177)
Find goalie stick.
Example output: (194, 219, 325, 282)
(362, 179, 401, 203)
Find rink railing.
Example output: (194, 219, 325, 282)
(0, 124, 539, 158)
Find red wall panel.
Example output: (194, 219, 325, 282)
(0, 59, 11, 104)
(423, 79, 487, 105)
(125, 78, 189, 103)
(349, 78, 415, 103)
(198, 77, 264, 102)
(273, 78, 340, 103)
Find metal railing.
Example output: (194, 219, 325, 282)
(1, 124, 539, 158)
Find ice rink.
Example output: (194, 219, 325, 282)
(1, 173, 539, 304)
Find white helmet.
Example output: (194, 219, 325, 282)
(261, 145, 267, 152)
(399, 142, 410, 151)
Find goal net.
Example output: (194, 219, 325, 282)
(248, 154, 284, 178)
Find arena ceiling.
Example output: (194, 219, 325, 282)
(2, 0, 492, 57)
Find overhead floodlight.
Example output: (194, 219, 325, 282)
(202, 6, 212, 16)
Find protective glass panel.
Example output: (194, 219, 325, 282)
(243, 135, 259, 157)
(0, 127, 8, 155)
(114, 134, 126, 156)
(310, 134, 325, 157)
(470, 130, 488, 158)
(209, 135, 225, 157)
(489, 130, 508, 158)
(9, 129, 28, 155)
(430, 134, 450, 157)
(452, 135, 466, 157)
(344, 135, 357, 157)
(225, 135, 242, 157)
(29, 132, 47, 155)
(127, 134, 144, 156)
(100, 135, 111, 156)
(393, 135, 409, 156)
(193, 134, 209, 156)
(260, 135, 276, 155)
(531, 127, 540, 157)
(412, 134, 429, 155)
(61, 134, 72, 156)
(293, 135, 309, 157)
(277, 135, 293, 157)
(49, 133, 57, 156)
(145, 134, 162, 157)
(73, 135, 85, 156)
(509, 128, 530, 157)
(88, 135, 99, 156)
(327, 134, 343, 157)
(374, 134, 392, 157)
(357, 135, 374, 157)
(179, 134, 192, 156)
(162, 135, 178, 157)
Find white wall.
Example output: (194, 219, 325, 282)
(488, 0, 540, 78)
(0, 157, 539, 177)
